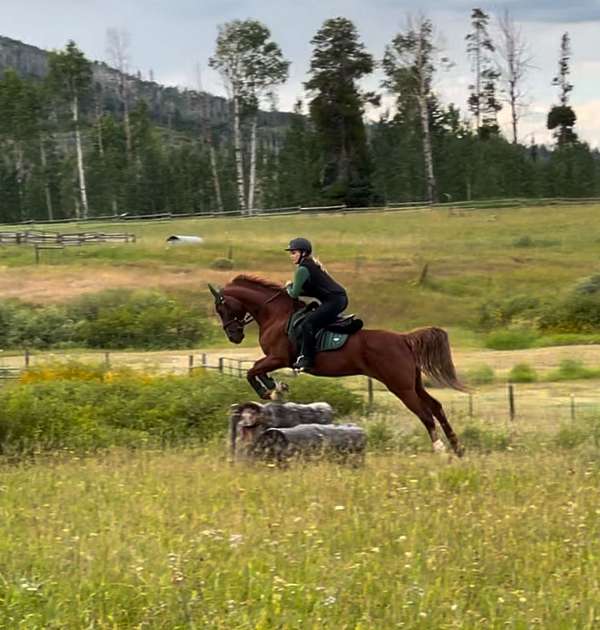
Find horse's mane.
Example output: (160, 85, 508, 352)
(230, 274, 284, 292)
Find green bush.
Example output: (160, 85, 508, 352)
(68, 289, 214, 349)
(0, 364, 364, 455)
(484, 329, 538, 350)
(547, 359, 600, 381)
(0, 291, 216, 350)
(465, 364, 495, 385)
(552, 424, 589, 450)
(509, 362, 538, 383)
(478, 295, 540, 329)
(573, 274, 600, 295)
(538, 293, 600, 333)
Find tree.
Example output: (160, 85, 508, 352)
(496, 9, 533, 144)
(547, 33, 577, 145)
(106, 27, 133, 160)
(47, 40, 93, 218)
(195, 64, 224, 213)
(305, 17, 376, 206)
(466, 8, 502, 137)
(209, 19, 289, 214)
(383, 15, 446, 202)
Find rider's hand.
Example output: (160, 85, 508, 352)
(285, 280, 292, 288)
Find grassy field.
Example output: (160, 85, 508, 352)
(2, 204, 600, 627)
(2, 203, 600, 337)
(1, 444, 600, 628)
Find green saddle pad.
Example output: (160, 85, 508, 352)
(287, 307, 349, 352)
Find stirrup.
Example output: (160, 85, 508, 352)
(293, 354, 313, 372)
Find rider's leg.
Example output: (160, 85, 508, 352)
(294, 295, 347, 370)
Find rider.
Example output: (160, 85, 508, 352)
(285, 237, 348, 371)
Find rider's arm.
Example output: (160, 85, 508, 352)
(286, 265, 310, 298)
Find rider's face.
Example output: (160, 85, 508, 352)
(289, 250, 302, 264)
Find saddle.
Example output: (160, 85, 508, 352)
(286, 302, 364, 353)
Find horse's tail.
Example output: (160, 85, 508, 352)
(404, 326, 468, 392)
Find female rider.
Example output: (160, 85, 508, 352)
(285, 237, 348, 371)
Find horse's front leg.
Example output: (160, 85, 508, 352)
(247, 355, 288, 400)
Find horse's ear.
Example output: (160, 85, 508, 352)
(208, 284, 224, 304)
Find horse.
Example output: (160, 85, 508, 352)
(208, 274, 466, 456)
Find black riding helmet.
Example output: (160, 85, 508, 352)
(285, 237, 312, 255)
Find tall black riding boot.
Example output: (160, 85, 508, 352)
(293, 325, 317, 371)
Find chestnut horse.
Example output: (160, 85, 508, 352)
(209, 275, 466, 456)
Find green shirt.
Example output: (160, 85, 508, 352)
(286, 265, 310, 298)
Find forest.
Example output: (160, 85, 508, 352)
(0, 10, 598, 223)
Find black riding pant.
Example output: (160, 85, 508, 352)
(300, 294, 348, 359)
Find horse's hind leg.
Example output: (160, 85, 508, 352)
(416, 371, 464, 457)
(389, 387, 446, 454)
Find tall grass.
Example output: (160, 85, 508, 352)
(1, 448, 599, 627)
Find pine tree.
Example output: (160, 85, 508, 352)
(305, 17, 376, 206)
(466, 8, 502, 137)
(547, 33, 577, 145)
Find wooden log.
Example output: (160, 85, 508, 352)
(229, 401, 334, 457)
(254, 424, 367, 462)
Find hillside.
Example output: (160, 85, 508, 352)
(0, 34, 293, 135)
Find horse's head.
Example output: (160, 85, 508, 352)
(208, 283, 248, 344)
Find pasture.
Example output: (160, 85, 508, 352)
(1, 203, 600, 338)
(2, 203, 600, 627)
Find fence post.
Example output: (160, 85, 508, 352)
(201, 353, 207, 368)
(367, 377, 374, 411)
(24, 349, 30, 368)
(218, 357, 224, 373)
(104, 352, 110, 368)
(570, 394, 576, 422)
(238, 360, 243, 378)
(468, 393, 473, 419)
(188, 354, 194, 376)
(508, 384, 515, 421)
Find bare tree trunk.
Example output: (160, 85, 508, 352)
(247, 113, 258, 214)
(233, 91, 246, 213)
(95, 101, 104, 158)
(39, 135, 54, 221)
(209, 143, 224, 213)
(497, 10, 532, 145)
(123, 93, 132, 159)
(418, 96, 437, 203)
(72, 94, 89, 219)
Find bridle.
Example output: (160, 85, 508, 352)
(209, 284, 287, 333)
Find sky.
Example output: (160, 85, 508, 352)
(2, 0, 599, 147)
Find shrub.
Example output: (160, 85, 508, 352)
(0, 363, 363, 455)
(210, 257, 234, 270)
(485, 329, 538, 350)
(478, 295, 540, 330)
(465, 364, 495, 385)
(553, 424, 589, 450)
(538, 293, 600, 333)
(574, 274, 600, 295)
(509, 363, 538, 383)
(68, 289, 214, 349)
(547, 359, 600, 381)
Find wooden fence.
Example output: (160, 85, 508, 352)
(3, 351, 600, 423)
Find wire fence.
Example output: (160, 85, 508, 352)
(3, 350, 600, 426)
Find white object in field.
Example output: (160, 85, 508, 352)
(166, 235, 204, 245)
